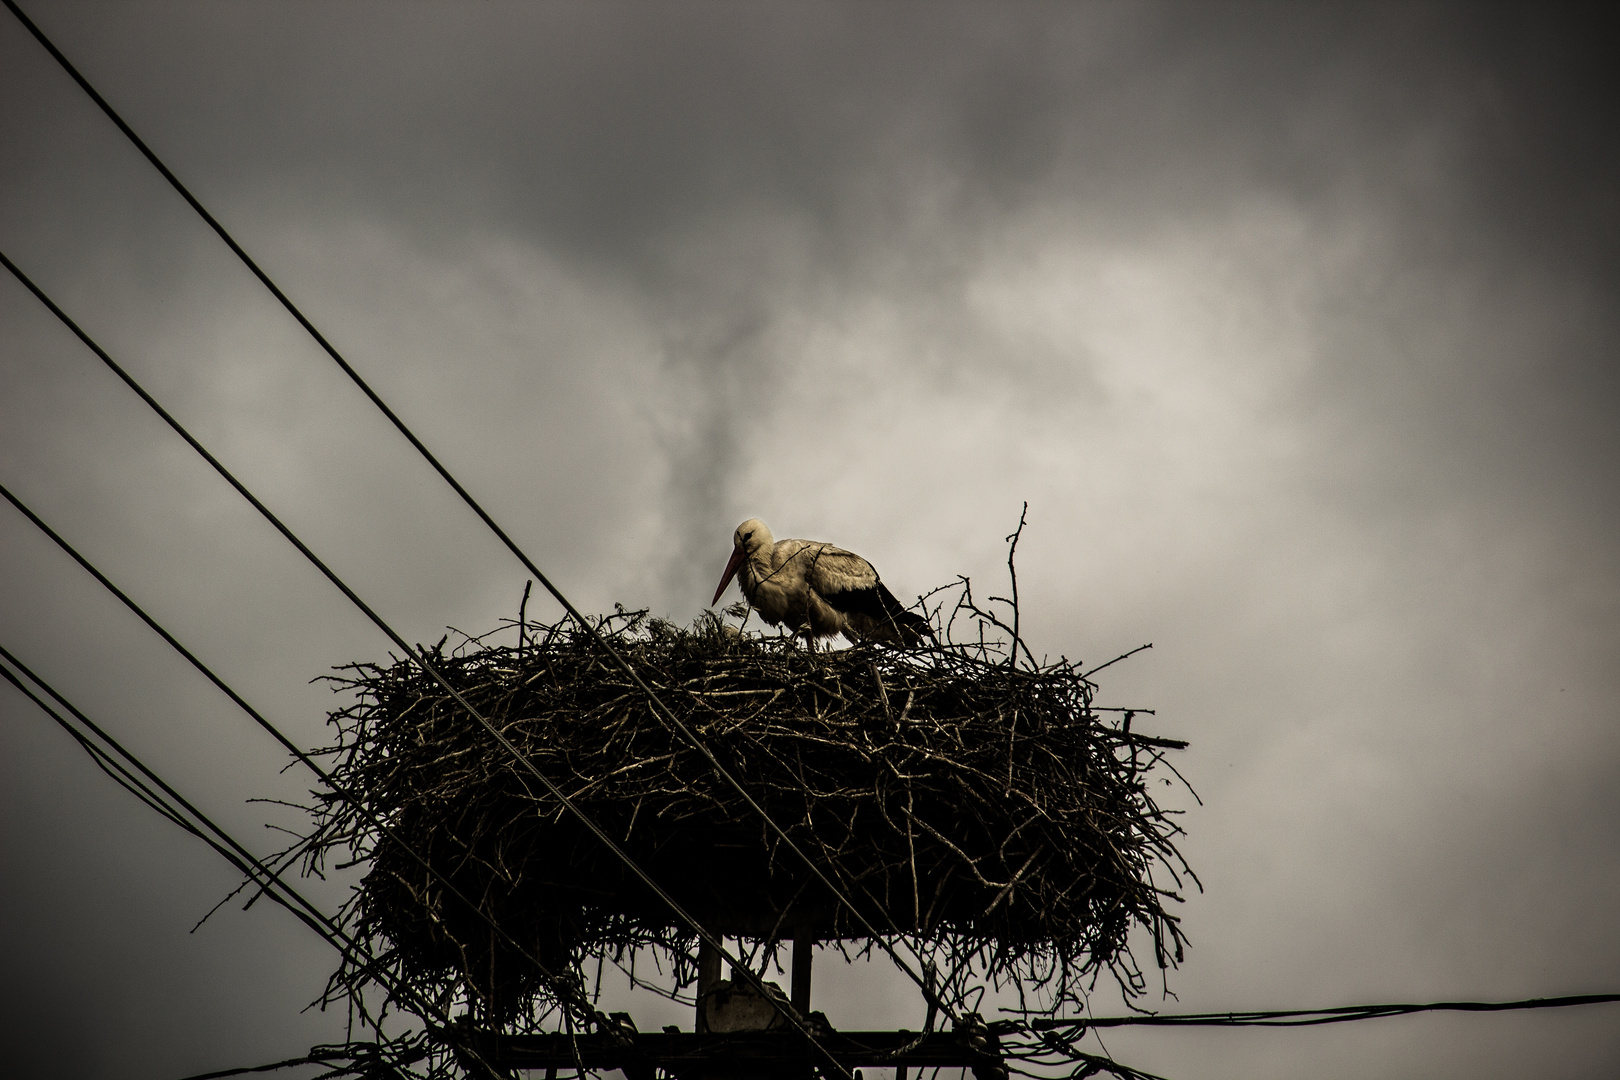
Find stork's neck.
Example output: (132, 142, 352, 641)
(740, 542, 775, 593)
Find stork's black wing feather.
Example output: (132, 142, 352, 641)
(823, 580, 933, 644)
(820, 580, 890, 618)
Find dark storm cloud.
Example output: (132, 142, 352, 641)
(12, 3, 1618, 277)
(10, 2, 1617, 547)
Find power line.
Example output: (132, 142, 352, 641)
(0, 648, 482, 1057)
(169, 1042, 428, 1080)
(0, 659, 377, 1019)
(0, 646, 343, 946)
(1031, 992, 1620, 1031)
(0, 476, 611, 1034)
(171, 1054, 334, 1080)
(0, 254, 853, 1079)
(0, 0, 957, 1018)
(0, 706, 500, 1080)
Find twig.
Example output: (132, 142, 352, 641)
(1083, 643, 1153, 680)
(870, 662, 893, 720)
(518, 580, 533, 655)
(1004, 502, 1029, 669)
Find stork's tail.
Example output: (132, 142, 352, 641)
(876, 585, 935, 647)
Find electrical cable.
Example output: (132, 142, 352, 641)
(1031, 992, 1620, 1031)
(2, 661, 210, 839)
(0, 648, 344, 945)
(0, 476, 613, 1035)
(0, 672, 394, 1036)
(171, 1054, 333, 1080)
(168, 1041, 430, 1080)
(0, 254, 854, 1079)
(0, 649, 480, 1057)
(0, 2, 958, 1017)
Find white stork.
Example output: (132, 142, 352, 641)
(710, 518, 932, 647)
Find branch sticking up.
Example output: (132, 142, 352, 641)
(517, 580, 533, 655)
(1004, 502, 1028, 669)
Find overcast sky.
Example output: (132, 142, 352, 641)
(3, 3, 1618, 1078)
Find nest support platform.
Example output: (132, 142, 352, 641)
(451, 1013, 1012, 1080)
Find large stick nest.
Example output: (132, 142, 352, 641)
(305, 583, 1195, 1029)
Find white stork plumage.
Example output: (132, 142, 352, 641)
(711, 518, 932, 647)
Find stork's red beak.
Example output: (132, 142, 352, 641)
(712, 546, 746, 606)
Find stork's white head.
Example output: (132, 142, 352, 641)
(712, 518, 774, 605)
(733, 517, 773, 555)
